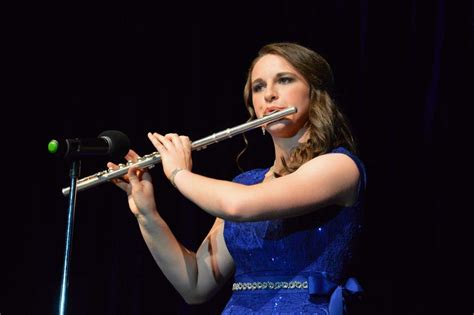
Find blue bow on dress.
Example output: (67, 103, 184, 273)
(308, 273, 363, 315)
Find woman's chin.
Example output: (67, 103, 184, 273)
(267, 125, 299, 138)
(266, 120, 308, 139)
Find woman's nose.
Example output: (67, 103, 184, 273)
(264, 85, 278, 103)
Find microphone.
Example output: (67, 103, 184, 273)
(48, 130, 131, 160)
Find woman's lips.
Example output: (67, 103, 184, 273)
(263, 106, 287, 116)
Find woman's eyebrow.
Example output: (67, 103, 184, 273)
(252, 72, 295, 85)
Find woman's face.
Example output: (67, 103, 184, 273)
(251, 54, 311, 138)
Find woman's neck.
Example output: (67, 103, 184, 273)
(270, 126, 310, 173)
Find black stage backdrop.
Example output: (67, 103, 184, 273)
(1, 1, 468, 314)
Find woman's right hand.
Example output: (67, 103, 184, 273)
(107, 149, 157, 220)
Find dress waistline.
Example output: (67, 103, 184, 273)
(232, 272, 363, 315)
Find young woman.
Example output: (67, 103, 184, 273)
(109, 42, 366, 314)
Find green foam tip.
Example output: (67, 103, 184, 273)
(48, 139, 59, 154)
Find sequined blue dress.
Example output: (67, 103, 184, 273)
(221, 147, 367, 315)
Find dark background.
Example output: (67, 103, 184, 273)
(1, 1, 467, 314)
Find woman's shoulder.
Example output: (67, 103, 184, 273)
(329, 146, 365, 169)
(327, 146, 367, 193)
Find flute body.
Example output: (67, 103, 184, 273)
(62, 106, 297, 196)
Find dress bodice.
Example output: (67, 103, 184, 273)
(221, 147, 367, 314)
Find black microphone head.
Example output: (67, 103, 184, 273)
(98, 130, 131, 160)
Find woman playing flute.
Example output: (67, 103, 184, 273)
(108, 42, 367, 314)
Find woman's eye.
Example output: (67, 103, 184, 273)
(252, 84, 264, 93)
(278, 77, 294, 84)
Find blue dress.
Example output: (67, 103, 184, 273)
(222, 147, 367, 314)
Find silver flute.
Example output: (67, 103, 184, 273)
(62, 106, 297, 196)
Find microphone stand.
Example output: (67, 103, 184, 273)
(58, 159, 81, 315)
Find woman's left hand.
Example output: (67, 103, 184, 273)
(147, 132, 193, 180)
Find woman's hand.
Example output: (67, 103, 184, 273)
(107, 149, 157, 219)
(147, 133, 193, 180)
